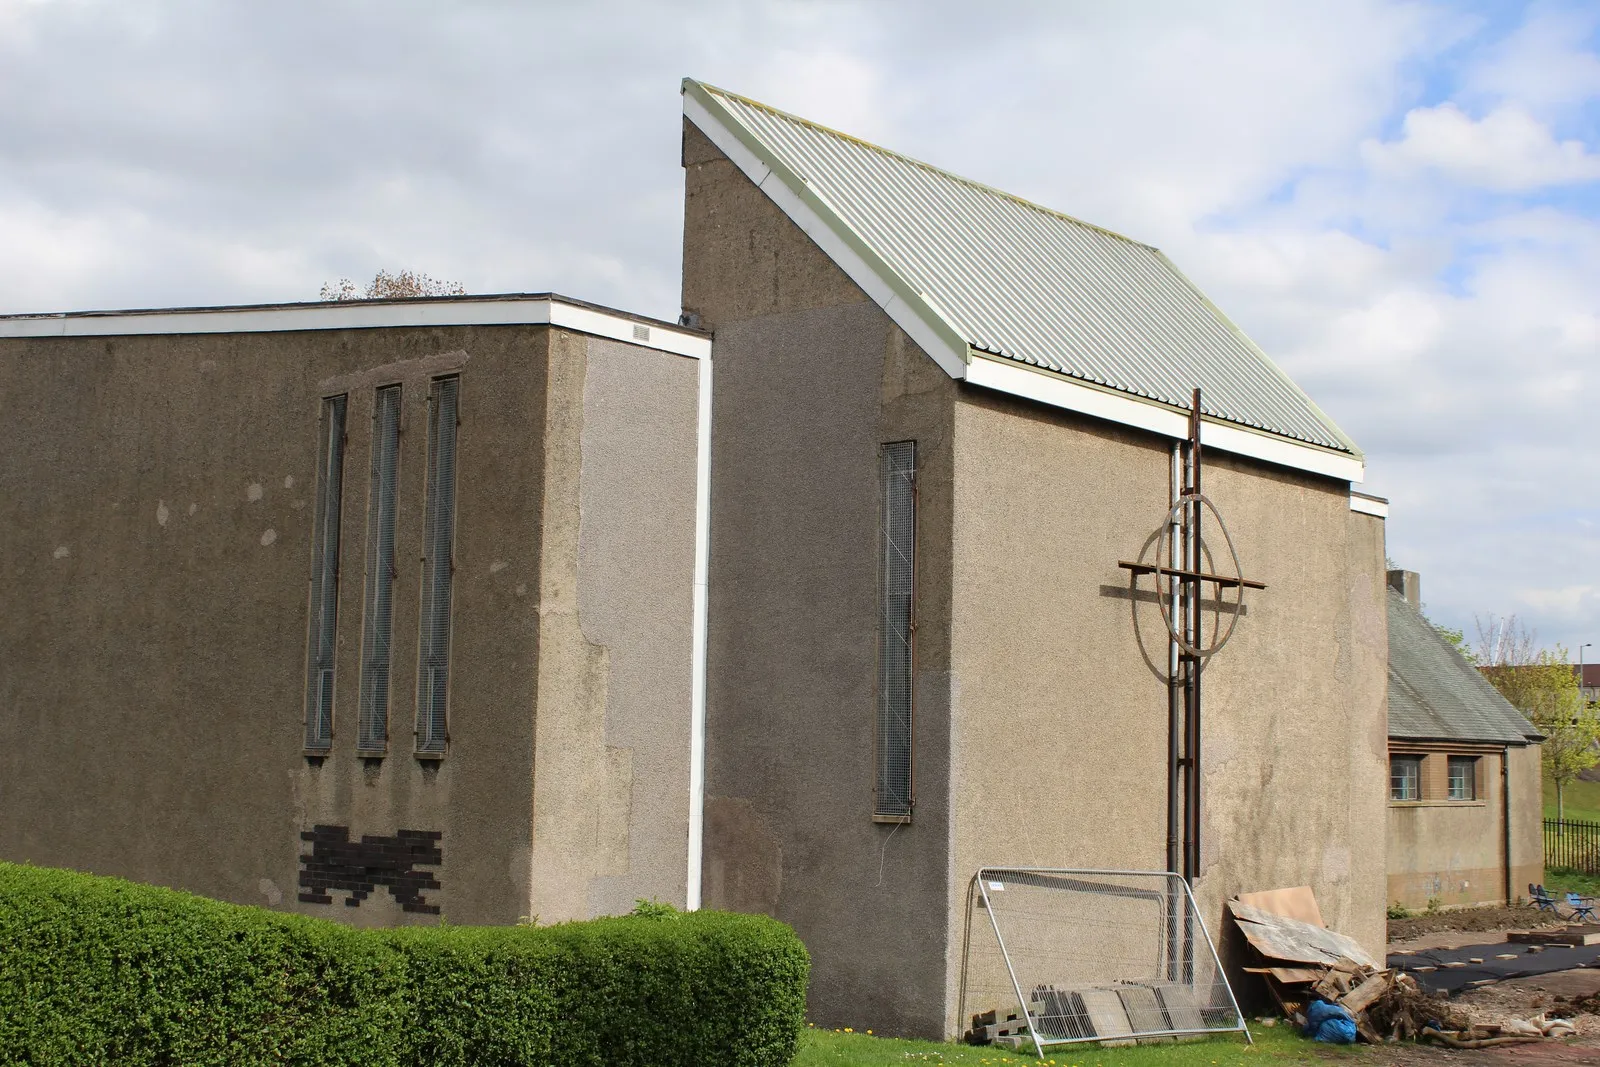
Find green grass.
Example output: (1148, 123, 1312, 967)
(791, 1025, 1358, 1066)
(1545, 867, 1600, 897)
(1543, 773, 1600, 823)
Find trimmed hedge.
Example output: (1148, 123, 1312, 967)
(0, 863, 808, 1067)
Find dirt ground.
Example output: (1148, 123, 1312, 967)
(1388, 905, 1563, 944)
(1320, 913, 1600, 1065)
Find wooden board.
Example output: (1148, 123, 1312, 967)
(1235, 885, 1325, 928)
(1227, 900, 1379, 969)
(1245, 965, 1323, 984)
(1507, 928, 1600, 946)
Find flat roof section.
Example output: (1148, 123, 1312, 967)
(0, 293, 712, 360)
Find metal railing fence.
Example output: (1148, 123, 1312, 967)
(1545, 817, 1600, 875)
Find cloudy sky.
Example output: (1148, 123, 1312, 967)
(3, 0, 1597, 651)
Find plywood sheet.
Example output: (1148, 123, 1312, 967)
(1235, 885, 1325, 928)
(1227, 900, 1379, 969)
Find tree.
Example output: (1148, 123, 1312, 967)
(320, 269, 466, 301)
(1475, 615, 1600, 821)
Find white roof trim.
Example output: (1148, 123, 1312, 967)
(965, 355, 1366, 483)
(684, 82, 1361, 485)
(1350, 493, 1388, 518)
(684, 88, 967, 378)
(0, 297, 712, 360)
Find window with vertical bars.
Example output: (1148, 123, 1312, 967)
(876, 441, 916, 819)
(1448, 756, 1477, 800)
(416, 376, 458, 755)
(358, 384, 402, 753)
(304, 395, 346, 751)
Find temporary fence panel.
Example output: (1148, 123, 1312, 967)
(959, 868, 1248, 1055)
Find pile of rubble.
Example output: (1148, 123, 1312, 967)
(1232, 891, 1575, 1047)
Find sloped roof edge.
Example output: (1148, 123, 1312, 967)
(683, 78, 1364, 484)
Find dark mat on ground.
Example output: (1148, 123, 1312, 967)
(1389, 941, 1600, 996)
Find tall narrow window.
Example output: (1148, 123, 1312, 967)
(304, 395, 347, 751)
(1390, 755, 1421, 801)
(876, 441, 916, 819)
(358, 384, 402, 753)
(416, 376, 459, 755)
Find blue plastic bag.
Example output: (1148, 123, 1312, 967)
(1302, 999, 1358, 1044)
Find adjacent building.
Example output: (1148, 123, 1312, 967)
(0, 296, 712, 927)
(1385, 570, 1543, 909)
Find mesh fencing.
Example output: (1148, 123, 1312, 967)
(960, 868, 1247, 1052)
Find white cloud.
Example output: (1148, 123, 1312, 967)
(0, 0, 1596, 647)
(1362, 103, 1600, 190)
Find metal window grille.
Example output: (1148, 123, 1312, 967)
(1447, 756, 1476, 800)
(876, 441, 916, 818)
(960, 869, 1248, 1052)
(358, 384, 402, 752)
(415, 376, 458, 755)
(1390, 756, 1420, 801)
(304, 395, 347, 750)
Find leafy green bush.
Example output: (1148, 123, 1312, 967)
(0, 861, 408, 1067)
(0, 862, 809, 1067)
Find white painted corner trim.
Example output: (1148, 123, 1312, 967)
(0, 297, 712, 361)
(964, 356, 1366, 483)
(1350, 493, 1388, 518)
(685, 356, 712, 911)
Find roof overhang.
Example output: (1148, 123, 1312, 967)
(0, 294, 712, 360)
(683, 79, 1364, 484)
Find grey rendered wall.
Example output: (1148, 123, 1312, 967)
(684, 118, 959, 1039)
(527, 332, 700, 923)
(945, 394, 1389, 1027)
(0, 325, 548, 924)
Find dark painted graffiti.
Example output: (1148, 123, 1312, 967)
(297, 825, 442, 914)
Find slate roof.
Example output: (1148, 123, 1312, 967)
(1388, 590, 1539, 745)
(686, 79, 1358, 456)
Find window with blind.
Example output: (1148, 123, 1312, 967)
(358, 384, 402, 753)
(415, 376, 459, 755)
(304, 395, 347, 751)
(876, 441, 916, 819)
(1448, 756, 1478, 800)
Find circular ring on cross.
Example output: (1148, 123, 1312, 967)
(1153, 491, 1247, 660)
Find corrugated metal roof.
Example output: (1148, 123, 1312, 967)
(1388, 590, 1538, 745)
(692, 81, 1357, 455)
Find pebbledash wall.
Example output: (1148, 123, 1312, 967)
(682, 117, 1389, 1039)
(0, 297, 711, 927)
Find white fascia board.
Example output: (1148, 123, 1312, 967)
(1349, 494, 1389, 518)
(683, 87, 968, 379)
(547, 302, 709, 359)
(964, 355, 1365, 484)
(0, 298, 711, 360)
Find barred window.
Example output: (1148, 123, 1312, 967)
(1390, 756, 1421, 801)
(876, 441, 916, 819)
(304, 395, 347, 751)
(416, 376, 459, 755)
(1448, 756, 1477, 800)
(358, 384, 402, 753)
